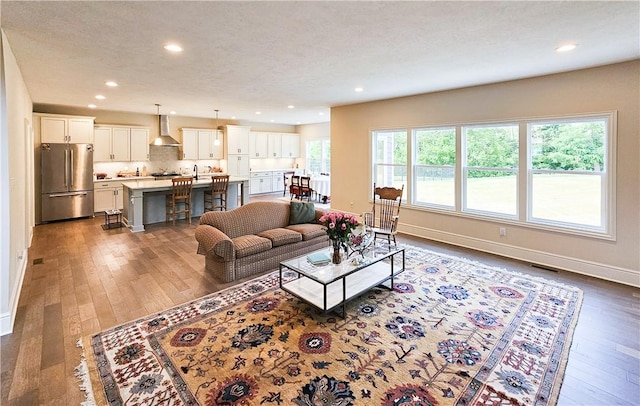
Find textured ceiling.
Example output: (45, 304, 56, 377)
(2, 1, 638, 124)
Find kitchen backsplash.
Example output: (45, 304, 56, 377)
(93, 146, 298, 178)
(93, 146, 224, 178)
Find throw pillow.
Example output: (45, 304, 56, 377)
(289, 201, 316, 225)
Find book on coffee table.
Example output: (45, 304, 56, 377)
(307, 252, 331, 266)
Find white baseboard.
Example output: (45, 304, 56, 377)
(400, 223, 640, 288)
(0, 248, 28, 336)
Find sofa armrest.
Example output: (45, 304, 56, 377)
(195, 225, 235, 261)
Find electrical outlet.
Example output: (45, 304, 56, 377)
(499, 227, 507, 237)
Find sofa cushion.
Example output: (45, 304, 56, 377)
(232, 235, 272, 258)
(258, 228, 303, 247)
(286, 223, 327, 241)
(289, 201, 316, 225)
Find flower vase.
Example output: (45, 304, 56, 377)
(331, 240, 343, 264)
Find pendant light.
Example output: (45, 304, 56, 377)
(213, 109, 221, 146)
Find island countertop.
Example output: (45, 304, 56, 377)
(121, 176, 248, 191)
(120, 176, 249, 232)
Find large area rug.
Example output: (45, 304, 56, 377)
(84, 245, 582, 405)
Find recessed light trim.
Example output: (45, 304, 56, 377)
(288, 105, 295, 109)
(255, 111, 262, 115)
(105, 81, 118, 87)
(95, 94, 106, 100)
(88, 104, 97, 109)
(355, 87, 364, 92)
(164, 43, 183, 53)
(556, 44, 577, 52)
(170, 111, 177, 115)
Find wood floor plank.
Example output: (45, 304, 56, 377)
(1, 195, 639, 405)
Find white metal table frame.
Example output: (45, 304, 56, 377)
(279, 247, 405, 318)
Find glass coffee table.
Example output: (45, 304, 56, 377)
(279, 246, 405, 318)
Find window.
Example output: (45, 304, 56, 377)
(372, 130, 407, 196)
(412, 127, 456, 208)
(527, 116, 610, 232)
(370, 112, 615, 238)
(306, 139, 331, 174)
(463, 124, 519, 217)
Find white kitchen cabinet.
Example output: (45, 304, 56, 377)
(198, 130, 224, 159)
(40, 114, 95, 143)
(130, 128, 150, 161)
(281, 133, 300, 158)
(249, 131, 269, 158)
(94, 126, 130, 162)
(272, 171, 285, 193)
(225, 125, 250, 155)
(227, 154, 250, 177)
(180, 128, 223, 160)
(94, 181, 124, 212)
(250, 172, 272, 194)
(180, 129, 199, 159)
(267, 133, 282, 158)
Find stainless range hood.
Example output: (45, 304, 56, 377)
(150, 104, 181, 146)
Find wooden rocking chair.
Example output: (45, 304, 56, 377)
(363, 184, 404, 250)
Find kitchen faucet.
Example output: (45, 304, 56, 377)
(193, 164, 198, 181)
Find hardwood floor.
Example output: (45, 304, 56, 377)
(2, 196, 639, 405)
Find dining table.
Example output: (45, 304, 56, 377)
(309, 175, 331, 203)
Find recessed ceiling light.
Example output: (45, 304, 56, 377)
(288, 105, 295, 109)
(231, 116, 236, 119)
(256, 111, 262, 115)
(95, 94, 106, 100)
(88, 104, 97, 109)
(270, 119, 275, 123)
(556, 44, 577, 52)
(296, 121, 301, 125)
(105, 81, 118, 87)
(355, 87, 364, 92)
(319, 112, 324, 116)
(164, 43, 183, 52)
(170, 111, 177, 115)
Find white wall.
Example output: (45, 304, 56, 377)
(331, 61, 640, 287)
(1, 30, 34, 335)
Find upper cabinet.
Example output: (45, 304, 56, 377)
(281, 133, 300, 158)
(39, 114, 95, 144)
(249, 131, 300, 159)
(94, 126, 130, 161)
(180, 128, 224, 160)
(94, 125, 150, 162)
(130, 128, 150, 161)
(249, 131, 269, 158)
(225, 125, 251, 155)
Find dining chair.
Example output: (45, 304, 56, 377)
(363, 184, 404, 250)
(299, 176, 313, 202)
(166, 176, 193, 225)
(283, 171, 295, 197)
(204, 175, 229, 212)
(290, 175, 301, 199)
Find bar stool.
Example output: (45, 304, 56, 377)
(166, 176, 193, 225)
(204, 175, 229, 212)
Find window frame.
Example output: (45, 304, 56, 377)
(369, 111, 617, 240)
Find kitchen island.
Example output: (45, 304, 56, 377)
(121, 176, 248, 232)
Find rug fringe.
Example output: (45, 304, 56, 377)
(75, 338, 97, 406)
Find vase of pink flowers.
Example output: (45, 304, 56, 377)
(318, 211, 359, 264)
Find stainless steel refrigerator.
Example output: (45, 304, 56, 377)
(41, 143, 94, 222)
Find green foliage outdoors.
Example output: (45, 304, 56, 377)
(380, 120, 606, 179)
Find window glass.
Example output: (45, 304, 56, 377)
(463, 124, 519, 217)
(528, 118, 607, 230)
(373, 130, 407, 197)
(413, 128, 455, 207)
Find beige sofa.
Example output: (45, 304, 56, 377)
(195, 201, 330, 282)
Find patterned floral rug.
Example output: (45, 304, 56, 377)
(85, 245, 582, 405)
